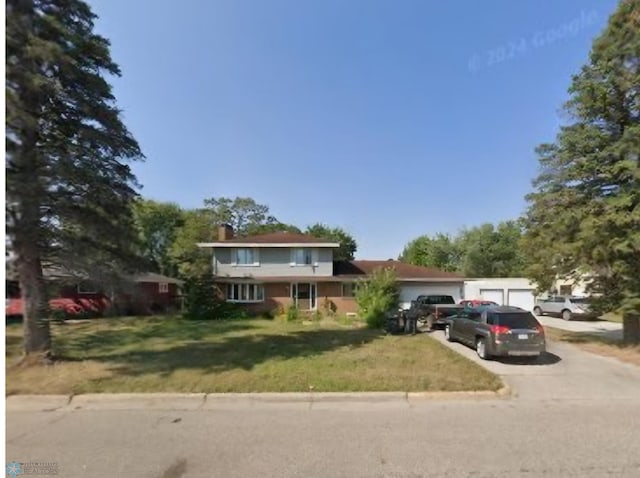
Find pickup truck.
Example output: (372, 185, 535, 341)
(404, 295, 464, 331)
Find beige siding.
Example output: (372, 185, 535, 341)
(214, 247, 334, 278)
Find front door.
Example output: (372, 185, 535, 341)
(292, 283, 317, 310)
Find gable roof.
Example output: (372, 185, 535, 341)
(198, 232, 339, 248)
(334, 260, 464, 281)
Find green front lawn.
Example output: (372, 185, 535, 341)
(6, 316, 501, 395)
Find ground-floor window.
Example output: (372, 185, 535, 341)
(341, 282, 357, 298)
(226, 283, 264, 303)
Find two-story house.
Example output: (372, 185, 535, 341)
(197, 225, 465, 314)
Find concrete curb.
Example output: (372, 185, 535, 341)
(7, 387, 512, 411)
(6, 394, 71, 411)
(64, 393, 207, 411)
(407, 385, 511, 401)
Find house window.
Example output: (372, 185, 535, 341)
(291, 248, 312, 266)
(234, 248, 258, 266)
(559, 285, 572, 296)
(159, 283, 169, 294)
(226, 283, 265, 303)
(342, 282, 357, 298)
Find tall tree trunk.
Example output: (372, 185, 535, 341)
(622, 313, 640, 345)
(16, 244, 51, 356)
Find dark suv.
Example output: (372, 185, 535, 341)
(443, 306, 546, 360)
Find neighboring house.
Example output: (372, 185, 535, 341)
(5, 270, 183, 318)
(554, 275, 592, 297)
(197, 225, 465, 314)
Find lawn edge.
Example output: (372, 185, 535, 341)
(6, 386, 512, 411)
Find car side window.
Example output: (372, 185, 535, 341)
(554, 296, 565, 303)
(485, 313, 496, 325)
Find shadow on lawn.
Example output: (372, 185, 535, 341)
(70, 326, 382, 378)
(55, 318, 259, 357)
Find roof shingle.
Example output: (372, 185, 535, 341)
(334, 260, 464, 280)
(211, 232, 337, 245)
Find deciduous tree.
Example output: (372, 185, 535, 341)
(399, 233, 461, 272)
(203, 197, 278, 236)
(169, 209, 214, 280)
(132, 199, 184, 276)
(305, 223, 357, 261)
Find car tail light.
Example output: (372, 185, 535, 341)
(490, 325, 511, 335)
(536, 324, 545, 336)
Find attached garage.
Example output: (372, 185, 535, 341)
(333, 260, 465, 311)
(399, 282, 464, 309)
(465, 278, 537, 312)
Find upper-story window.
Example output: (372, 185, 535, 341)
(233, 248, 259, 266)
(291, 248, 313, 266)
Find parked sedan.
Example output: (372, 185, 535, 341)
(533, 296, 596, 321)
(443, 306, 546, 360)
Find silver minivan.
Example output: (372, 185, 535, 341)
(533, 296, 595, 321)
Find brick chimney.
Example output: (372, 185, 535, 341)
(217, 224, 234, 241)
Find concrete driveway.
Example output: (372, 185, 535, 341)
(429, 327, 640, 401)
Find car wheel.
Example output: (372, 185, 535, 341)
(476, 337, 489, 360)
(562, 309, 572, 321)
(445, 325, 453, 342)
(533, 306, 542, 316)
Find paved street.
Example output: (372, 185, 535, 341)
(7, 333, 640, 478)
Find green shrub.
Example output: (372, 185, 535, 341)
(322, 297, 337, 316)
(286, 304, 300, 322)
(50, 308, 69, 323)
(261, 309, 275, 320)
(355, 267, 400, 329)
(182, 275, 245, 320)
(311, 309, 323, 322)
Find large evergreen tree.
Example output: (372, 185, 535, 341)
(522, 0, 640, 343)
(6, 0, 144, 356)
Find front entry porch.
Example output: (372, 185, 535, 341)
(291, 282, 317, 311)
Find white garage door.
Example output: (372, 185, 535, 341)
(399, 283, 462, 309)
(480, 289, 504, 305)
(507, 289, 535, 312)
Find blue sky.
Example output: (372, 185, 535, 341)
(89, 0, 618, 259)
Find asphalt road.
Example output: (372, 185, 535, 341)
(7, 331, 640, 478)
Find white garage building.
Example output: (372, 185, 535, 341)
(463, 278, 537, 312)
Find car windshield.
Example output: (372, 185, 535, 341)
(423, 296, 455, 304)
(494, 313, 540, 329)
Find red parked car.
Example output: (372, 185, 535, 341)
(459, 299, 499, 308)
